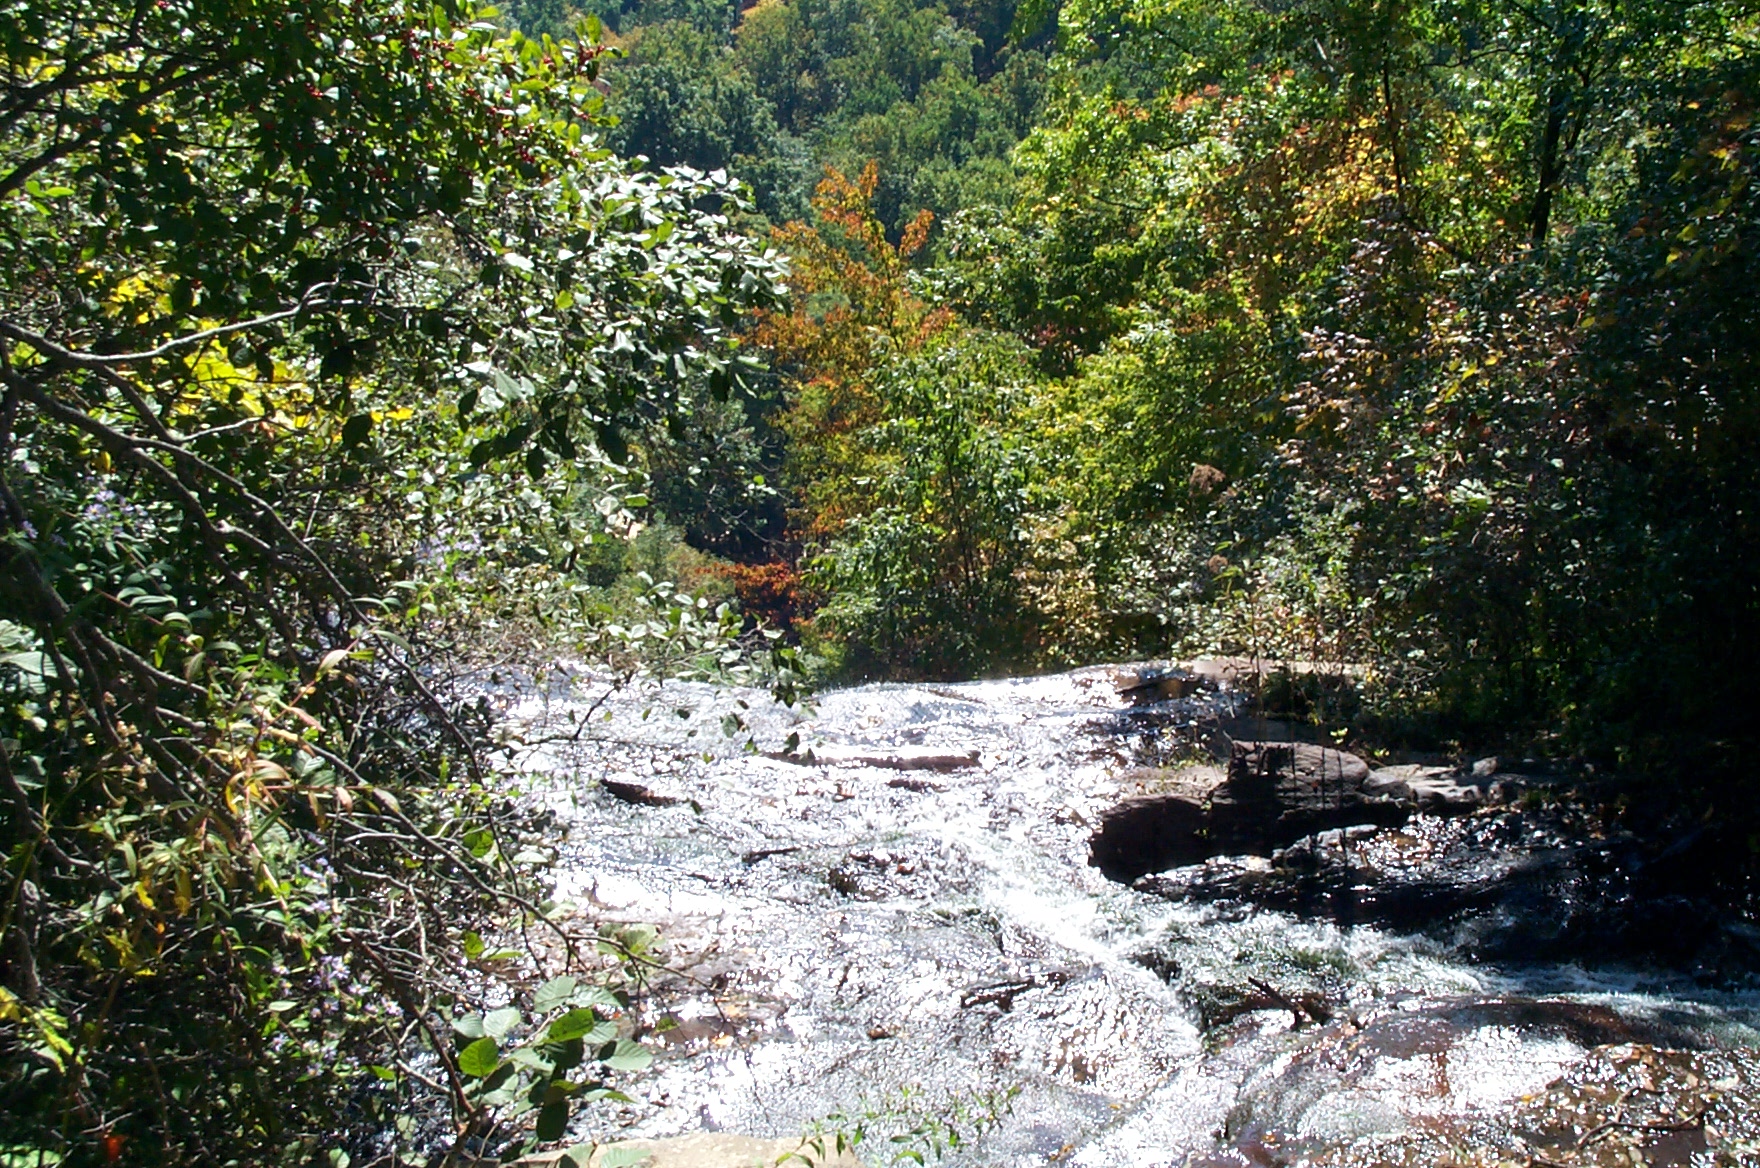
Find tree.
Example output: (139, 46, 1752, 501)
(604, 19, 807, 218)
(806, 332, 1044, 677)
(0, 0, 782, 1160)
(988, 0, 1760, 754)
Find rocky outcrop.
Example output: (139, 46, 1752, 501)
(1088, 742, 1406, 881)
(1365, 758, 1527, 812)
(1137, 811, 1758, 970)
(1089, 743, 1550, 882)
(1218, 999, 1738, 1166)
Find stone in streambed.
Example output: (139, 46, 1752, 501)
(600, 776, 685, 807)
(1114, 665, 1207, 704)
(1367, 762, 1524, 812)
(1088, 743, 1406, 882)
(1088, 791, 1218, 881)
(1228, 740, 1370, 790)
(774, 744, 979, 771)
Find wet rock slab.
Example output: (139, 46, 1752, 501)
(483, 665, 1760, 1166)
(1137, 812, 1752, 970)
(1089, 742, 1409, 881)
(1196, 1021, 1760, 1167)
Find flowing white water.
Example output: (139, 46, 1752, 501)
(483, 664, 1760, 1165)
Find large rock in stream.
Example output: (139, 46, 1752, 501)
(1088, 741, 1408, 881)
(1138, 810, 1760, 971)
(1199, 1000, 1760, 1168)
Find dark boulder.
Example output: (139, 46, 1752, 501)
(1137, 812, 1749, 971)
(1089, 742, 1406, 882)
(1089, 793, 1219, 881)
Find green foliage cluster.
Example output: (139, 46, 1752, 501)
(0, 0, 786, 1161)
(589, 0, 1049, 230)
(752, 0, 1760, 785)
(999, 0, 1760, 765)
(787, 1083, 1019, 1167)
(807, 332, 1042, 676)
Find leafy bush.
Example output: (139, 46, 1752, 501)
(0, 0, 783, 1160)
(804, 333, 1043, 677)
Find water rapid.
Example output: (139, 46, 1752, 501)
(490, 666, 1760, 1166)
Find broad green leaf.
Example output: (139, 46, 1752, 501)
(568, 985, 622, 1012)
(599, 1040, 651, 1073)
(547, 1008, 610, 1044)
(533, 975, 578, 1013)
(483, 1007, 521, 1038)
(535, 1099, 570, 1141)
(457, 1037, 500, 1078)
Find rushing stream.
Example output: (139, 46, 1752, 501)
(488, 665, 1760, 1166)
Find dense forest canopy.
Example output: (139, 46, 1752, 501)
(581, 0, 1758, 769)
(3, 0, 1757, 1160)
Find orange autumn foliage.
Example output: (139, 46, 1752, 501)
(750, 162, 954, 538)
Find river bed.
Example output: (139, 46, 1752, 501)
(488, 665, 1760, 1166)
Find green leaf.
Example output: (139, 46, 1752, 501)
(595, 1146, 654, 1168)
(535, 1099, 570, 1141)
(483, 1007, 521, 1038)
(533, 975, 578, 1013)
(508, 1045, 556, 1073)
(546, 1008, 607, 1043)
(457, 1037, 500, 1078)
(599, 1039, 651, 1072)
(569, 985, 622, 1012)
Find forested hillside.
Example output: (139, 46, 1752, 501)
(3, 0, 1757, 1160)
(574, 0, 1759, 773)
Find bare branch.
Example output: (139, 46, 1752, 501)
(0, 287, 346, 370)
